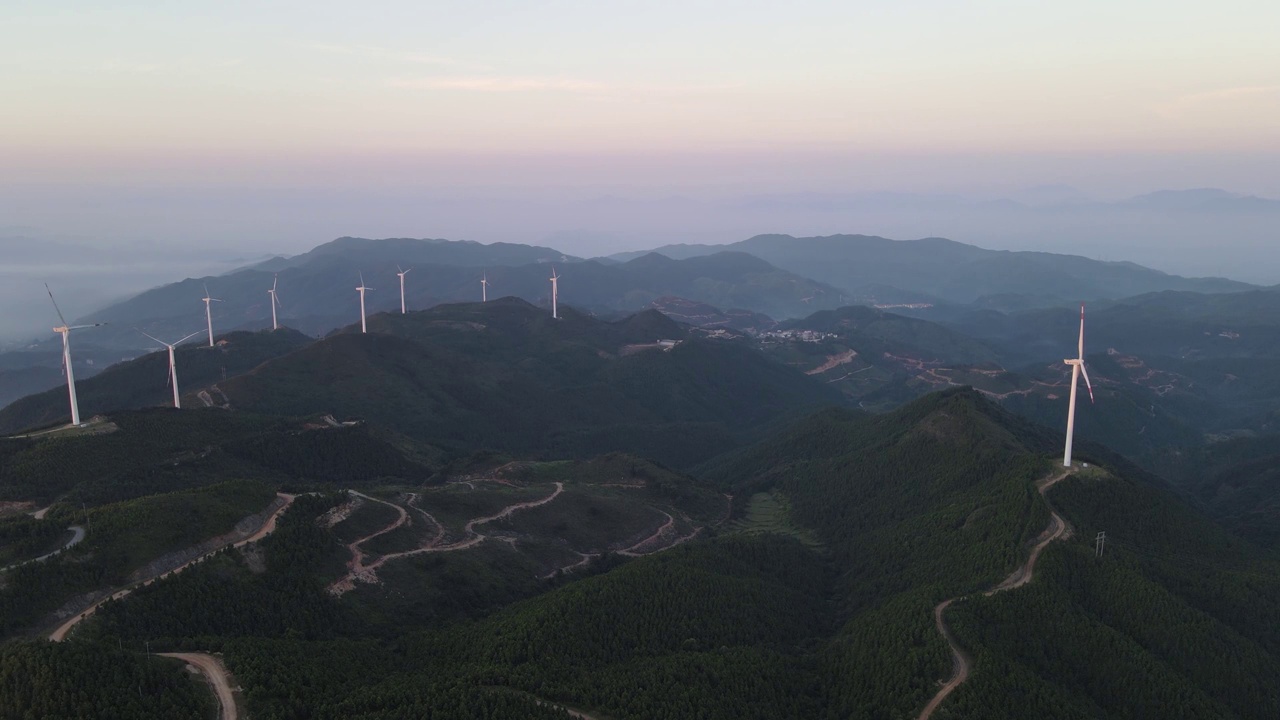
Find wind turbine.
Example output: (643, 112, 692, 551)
(356, 272, 373, 333)
(45, 284, 105, 427)
(396, 266, 411, 314)
(267, 275, 281, 330)
(480, 272, 490, 303)
(201, 283, 223, 347)
(138, 329, 203, 409)
(1062, 303, 1096, 468)
(549, 267, 559, 319)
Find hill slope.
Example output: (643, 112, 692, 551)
(0, 329, 313, 434)
(69, 244, 842, 352)
(214, 299, 843, 467)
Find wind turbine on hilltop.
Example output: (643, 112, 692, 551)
(549, 267, 560, 319)
(138, 329, 203, 409)
(267, 274, 281, 330)
(357, 272, 373, 333)
(396, 266, 411, 314)
(481, 272, 490, 303)
(1062, 303, 1096, 467)
(45, 284, 105, 427)
(201, 283, 223, 347)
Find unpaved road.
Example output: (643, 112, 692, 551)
(48, 493, 296, 642)
(917, 470, 1071, 720)
(1, 525, 84, 572)
(160, 652, 237, 720)
(329, 483, 565, 595)
(618, 510, 675, 556)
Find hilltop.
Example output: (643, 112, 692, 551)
(211, 298, 843, 467)
(65, 243, 840, 352)
(0, 329, 312, 435)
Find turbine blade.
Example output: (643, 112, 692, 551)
(67, 323, 105, 330)
(1080, 363, 1095, 403)
(137, 329, 167, 347)
(273, 274, 278, 292)
(203, 282, 211, 298)
(1078, 303, 1086, 358)
(45, 284, 68, 326)
(177, 330, 204, 344)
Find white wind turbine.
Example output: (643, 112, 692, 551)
(201, 283, 223, 347)
(1062, 303, 1096, 468)
(138, 329, 203, 409)
(480, 272, 490, 303)
(396, 266, 411, 314)
(46, 284, 105, 427)
(356, 272, 373, 333)
(549, 267, 560, 319)
(267, 274, 281, 330)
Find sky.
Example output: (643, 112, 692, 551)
(2, 0, 1279, 290)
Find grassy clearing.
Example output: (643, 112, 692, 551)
(414, 485, 550, 535)
(330, 499, 402, 546)
(726, 492, 823, 548)
(492, 489, 669, 553)
(362, 506, 440, 556)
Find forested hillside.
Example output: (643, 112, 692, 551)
(4, 382, 1278, 718)
(216, 298, 842, 467)
(0, 328, 312, 434)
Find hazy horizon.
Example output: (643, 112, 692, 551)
(4, 1, 1280, 337)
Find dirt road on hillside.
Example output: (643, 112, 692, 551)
(917, 470, 1072, 720)
(48, 493, 296, 642)
(160, 652, 237, 720)
(328, 483, 565, 595)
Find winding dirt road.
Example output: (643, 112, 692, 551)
(917, 470, 1072, 720)
(159, 652, 237, 720)
(48, 493, 296, 642)
(1, 525, 84, 573)
(328, 483, 565, 595)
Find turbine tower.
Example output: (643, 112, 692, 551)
(396, 266, 411, 314)
(480, 272, 490, 303)
(356, 272, 373, 333)
(1062, 303, 1096, 467)
(138, 329, 203, 408)
(201, 283, 223, 347)
(267, 275, 281, 330)
(45, 284, 105, 427)
(549, 267, 559, 319)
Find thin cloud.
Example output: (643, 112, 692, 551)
(388, 76, 609, 92)
(308, 43, 460, 67)
(1158, 85, 1280, 117)
(99, 60, 161, 74)
(387, 76, 743, 94)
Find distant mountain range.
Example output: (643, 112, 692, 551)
(24, 233, 1254, 355)
(608, 233, 1254, 304)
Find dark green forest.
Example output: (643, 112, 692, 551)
(2, 321, 1279, 720)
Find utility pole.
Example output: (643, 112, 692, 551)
(1095, 531, 1106, 557)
